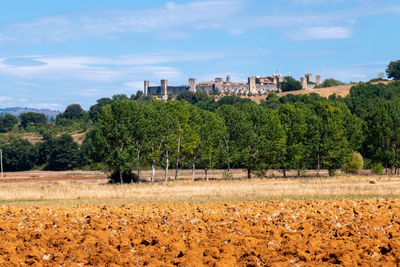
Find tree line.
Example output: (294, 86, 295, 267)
(1, 71, 400, 181)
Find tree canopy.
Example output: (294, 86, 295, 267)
(386, 60, 400, 80)
(278, 76, 302, 92)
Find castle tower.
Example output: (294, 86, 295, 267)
(315, 75, 322, 85)
(144, 80, 150, 96)
(300, 77, 307, 89)
(226, 75, 231, 83)
(161, 79, 168, 100)
(248, 76, 256, 94)
(305, 73, 313, 83)
(189, 78, 197, 93)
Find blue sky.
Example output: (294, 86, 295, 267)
(0, 0, 399, 110)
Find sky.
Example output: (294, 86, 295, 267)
(0, 0, 399, 110)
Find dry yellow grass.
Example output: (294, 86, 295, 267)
(0, 172, 399, 206)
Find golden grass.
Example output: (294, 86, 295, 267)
(0, 172, 399, 206)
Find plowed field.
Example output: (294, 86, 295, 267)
(1, 199, 399, 266)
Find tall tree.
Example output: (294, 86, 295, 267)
(365, 100, 400, 173)
(46, 134, 82, 171)
(19, 112, 47, 128)
(386, 60, 400, 80)
(0, 138, 37, 171)
(278, 104, 308, 177)
(197, 110, 225, 180)
(92, 100, 141, 183)
(305, 102, 350, 176)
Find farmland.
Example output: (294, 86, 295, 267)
(0, 199, 399, 265)
(0, 171, 400, 265)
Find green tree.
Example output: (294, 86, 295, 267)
(365, 100, 400, 173)
(19, 112, 47, 128)
(45, 134, 82, 171)
(314, 78, 345, 88)
(142, 101, 174, 182)
(63, 104, 84, 120)
(386, 60, 400, 80)
(0, 138, 37, 171)
(217, 105, 252, 173)
(278, 104, 308, 177)
(342, 152, 364, 174)
(278, 76, 302, 92)
(196, 110, 225, 180)
(89, 98, 113, 122)
(0, 114, 18, 132)
(305, 102, 350, 176)
(239, 103, 286, 178)
(91, 100, 142, 183)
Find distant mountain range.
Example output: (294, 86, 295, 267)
(0, 107, 60, 119)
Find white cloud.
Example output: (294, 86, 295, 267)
(79, 89, 102, 97)
(0, 0, 398, 43)
(287, 26, 352, 41)
(316, 62, 387, 82)
(27, 103, 64, 110)
(0, 50, 225, 83)
(0, 1, 244, 43)
(0, 96, 13, 103)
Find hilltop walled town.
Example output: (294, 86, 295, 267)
(144, 73, 322, 99)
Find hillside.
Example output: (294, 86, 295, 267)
(0, 107, 60, 119)
(243, 81, 392, 103)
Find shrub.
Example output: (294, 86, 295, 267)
(222, 170, 233, 180)
(342, 152, 364, 174)
(109, 171, 138, 184)
(372, 163, 384, 175)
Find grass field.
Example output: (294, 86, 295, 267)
(0, 170, 398, 206)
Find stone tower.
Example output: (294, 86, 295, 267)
(161, 79, 168, 100)
(144, 80, 150, 96)
(300, 77, 307, 89)
(248, 76, 256, 94)
(315, 75, 322, 85)
(226, 75, 231, 83)
(305, 73, 313, 83)
(189, 78, 197, 93)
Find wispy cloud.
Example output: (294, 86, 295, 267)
(0, 96, 13, 103)
(0, 51, 226, 83)
(287, 26, 352, 41)
(0, 1, 244, 43)
(27, 103, 64, 110)
(317, 62, 387, 82)
(0, 0, 397, 44)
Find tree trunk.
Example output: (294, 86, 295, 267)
(283, 169, 287, 178)
(205, 168, 208, 181)
(192, 163, 196, 181)
(151, 162, 155, 183)
(297, 170, 300, 178)
(137, 151, 141, 183)
(175, 137, 181, 180)
(165, 151, 169, 182)
(119, 170, 123, 184)
(247, 168, 251, 179)
(317, 153, 320, 177)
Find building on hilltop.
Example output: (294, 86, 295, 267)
(143, 74, 284, 98)
(300, 73, 322, 89)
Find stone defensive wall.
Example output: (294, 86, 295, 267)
(143, 73, 321, 97)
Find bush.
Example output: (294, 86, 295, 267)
(372, 163, 384, 175)
(109, 171, 138, 184)
(342, 152, 364, 174)
(222, 170, 233, 180)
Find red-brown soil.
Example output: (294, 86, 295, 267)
(0, 199, 399, 265)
